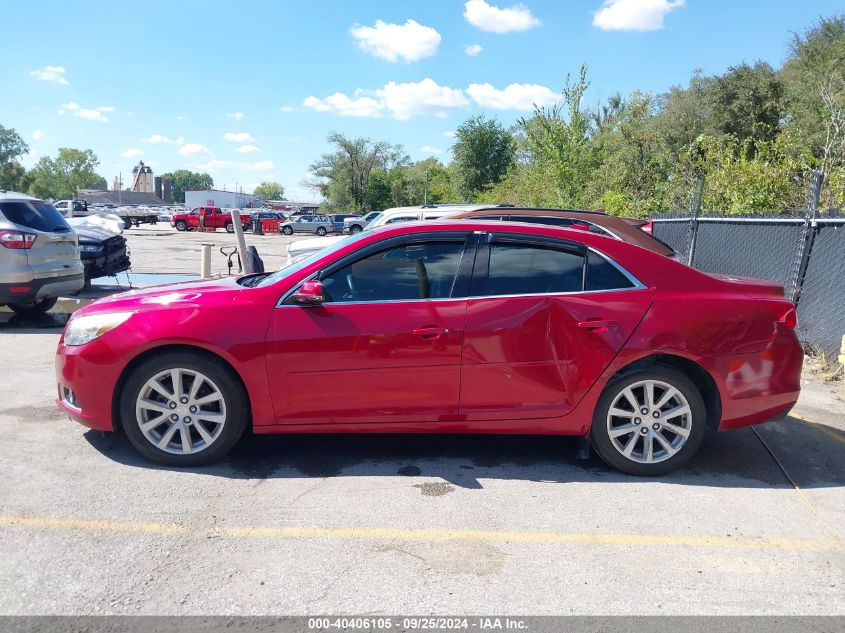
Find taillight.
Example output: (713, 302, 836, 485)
(0, 230, 36, 249)
(641, 220, 654, 235)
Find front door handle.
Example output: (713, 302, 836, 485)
(577, 319, 617, 332)
(413, 327, 448, 340)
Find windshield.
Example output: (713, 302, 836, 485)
(363, 212, 383, 229)
(255, 231, 370, 288)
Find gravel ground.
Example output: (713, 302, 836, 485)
(0, 225, 842, 615)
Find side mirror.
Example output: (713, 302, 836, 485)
(292, 279, 325, 306)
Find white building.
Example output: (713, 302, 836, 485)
(184, 189, 260, 209)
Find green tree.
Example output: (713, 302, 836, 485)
(28, 148, 106, 199)
(710, 62, 784, 150)
(253, 181, 285, 200)
(309, 132, 407, 211)
(160, 169, 214, 203)
(452, 114, 516, 200)
(0, 124, 30, 192)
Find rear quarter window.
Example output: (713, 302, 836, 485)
(586, 251, 635, 291)
(0, 200, 70, 233)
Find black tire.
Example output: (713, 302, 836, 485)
(8, 296, 58, 316)
(119, 351, 248, 467)
(282, 226, 293, 235)
(175, 220, 187, 231)
(316, 226, 327, 236)
(123, 218, 133, 230)
(590, 365, 707, 476)
(349, 225, 363, 234)
(225, 222, 234, 233)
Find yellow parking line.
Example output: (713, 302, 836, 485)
(0, 514, 840, 551)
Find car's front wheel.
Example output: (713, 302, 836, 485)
(591, 366, 706, 476)
(120, 351, 248, 466)
(8, 296, 58, 316)
(175, 220, 187, 231)
(225, 222, 234, 233)
(349, 225, 363, 234)
(282, 226, 293, 235)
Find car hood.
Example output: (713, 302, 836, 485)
(68, 214, 124, 241)
(76, 276, 246, 316)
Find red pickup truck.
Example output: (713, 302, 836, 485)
(171, 207, 252, 233)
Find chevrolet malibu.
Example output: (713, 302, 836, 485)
(56, 221, 802, 475)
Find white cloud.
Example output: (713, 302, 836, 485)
(29, 65, 69, 85)
(223, 132, 255, 143)
(350, 19, 441, 63)
(197, 159, 274, 173)
(466, 82, 557, 110)
(464, 0, 540, 33)
(442, 130, 456, 138)
(303, 93, 384, 118)
(121, 148, 144, 158)
(177, 143, 212, 157)
(465, 44, 484, 56)
(142, 134, 184, 144)
(226, 112, 245, 120)
(32, 130, 45, 141)
(593, 0, 684, 31)
(235, 144, 261, 154)
(421, 146, 443, 154)
(58, 102, 113, 123)
(279, 105, 295, 112)
(381, 78, 469, 120)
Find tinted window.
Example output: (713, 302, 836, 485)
(468, 214, 506, 221)
(507, 215, 575, 227)
(586, 251, 635, 291)
(385, 215, 418, 224)
(321, 240, 466, 303)
(0, 201, 70, 233)
(485, 242, 584, 296)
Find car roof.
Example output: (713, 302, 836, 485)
(0, 190, 42, 202)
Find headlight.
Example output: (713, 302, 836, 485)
(64, 313, 132, 346)
(78, 243, 103, 253)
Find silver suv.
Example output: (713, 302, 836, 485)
(0, 191, 84, 315)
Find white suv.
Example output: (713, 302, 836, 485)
(0, 191, 84, 315)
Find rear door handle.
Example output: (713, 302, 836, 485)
(577, 319, 617, 331)
(413, 327, 448, 340)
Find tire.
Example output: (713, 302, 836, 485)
(175, 220, 187, 231)
(8, 296, 58, 316)
(225, 222, 234, 233)
(123, 218, 133, 230)
(282, 226, 293, 235)
(590, 365, 706, 476)
(119, 351, 248, 467)
(316, 226, 327, 236)
(349, 225, 363, 234)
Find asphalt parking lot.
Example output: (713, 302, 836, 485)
(0, 225, 843, 615)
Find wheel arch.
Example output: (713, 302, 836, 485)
(111, 343, 252, 432)
(606, 353, 722, 430)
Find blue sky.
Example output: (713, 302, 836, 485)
(1, 0, 842, 201)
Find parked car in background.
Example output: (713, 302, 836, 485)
(344, 211, 380, 233)
(171, 207, 252, 233)
(445, 208, 679, 259)
(68, 215, 131, 280)
(327, 213, 359, 234)
(54, 200, 92, 217)
(0, 191, 84, 315)
(56, 219, 802, 474)
(251, 211, 288, 222)
(279, 215, 333, 236)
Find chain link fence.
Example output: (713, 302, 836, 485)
(652, 213, 845, 368)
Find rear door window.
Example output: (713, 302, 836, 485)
(0, 200, 70, 233)
(483, 241, 585, 296)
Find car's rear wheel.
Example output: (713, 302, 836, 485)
(591, 366, 706, 476)
(120, 351, 248, 466)
(225, 222, 234, 233)
(316, 226, 327, 236)
(175, 220, 187, 231)
(282, 226, 293, 235)
(8, 296, 58, 316)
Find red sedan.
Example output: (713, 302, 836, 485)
(55, 221, 802, 475)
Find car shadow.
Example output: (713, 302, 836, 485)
(83, 415, 845, 490)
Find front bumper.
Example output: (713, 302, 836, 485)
(56, 337, 123, 431)
(80, 236, 131, 279)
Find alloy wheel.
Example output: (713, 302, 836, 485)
(135, 368, 227, 455)
(606, 379, 692, 464)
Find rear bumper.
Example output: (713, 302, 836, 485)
(0, 273, 85, 304)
